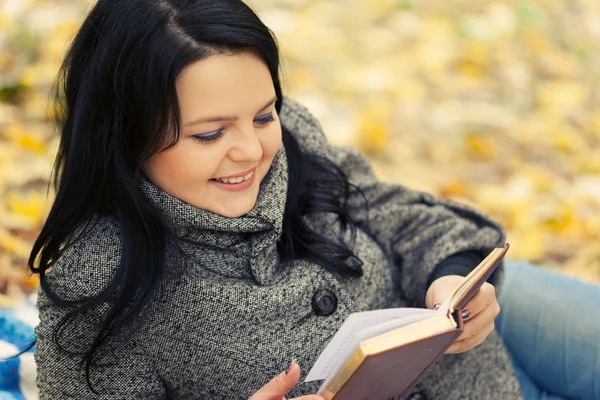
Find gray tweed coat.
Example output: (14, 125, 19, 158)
(34, 98, 522, 399)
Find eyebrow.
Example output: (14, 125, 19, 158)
(183, 96, 278, 127)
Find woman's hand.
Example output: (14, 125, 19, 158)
(425, 275, 500, 354)
(248, 360, 325, 400)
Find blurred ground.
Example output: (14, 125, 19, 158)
(1, 0, 599, 306)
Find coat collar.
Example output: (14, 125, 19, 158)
(136, 144, 289, 286)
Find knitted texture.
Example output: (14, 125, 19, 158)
(34, 97, 522, 399)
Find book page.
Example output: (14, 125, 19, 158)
(316, 311, 441, 388)
(317, 316, 459, 399)
(304, 307, 434, 382)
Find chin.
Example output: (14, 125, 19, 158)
(215, 200, 257, 218)
(221, 209, 252, 218)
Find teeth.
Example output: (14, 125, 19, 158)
(214, 171, 253, 184)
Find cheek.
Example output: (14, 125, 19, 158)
(262, 125, 283, 160)
(145, 143, 223, 189)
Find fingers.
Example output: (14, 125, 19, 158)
(461, 282, 496, 320)
(444, 283, 500, 355)
(446, 318, 495, 354)
(249, 360, 300, 400)
(425, 275, 464, 310)
(427, 277, 500, 355)
(458, 299, 500, 341)
(248, 360, 326, 400)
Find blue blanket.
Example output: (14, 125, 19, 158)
(0, 296, 39, 400)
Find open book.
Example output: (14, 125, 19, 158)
(306, 244, 510, 400)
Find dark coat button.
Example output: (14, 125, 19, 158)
(311, 289, 337, 316)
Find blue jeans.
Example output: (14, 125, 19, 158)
(496, 261, 600, 400)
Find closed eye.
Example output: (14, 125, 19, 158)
(254, 112, 275, 127)
(191, 112, 276, 144)
(192, 129, 224, 144)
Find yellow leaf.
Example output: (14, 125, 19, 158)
(0, 228, 31, 258)
(19, 65, 40, 89)
(353, 102, 393, 156)
(440, 179, 472, 198)
(465, 132, 498, 160)
(3, 123, 46, 153)
(509, 227, 546, 261)
(524, 30, 551, 52)
(6, 190, 48, 223)
(0, 294, 13, 308)
(537, 81, 589, 114)
(458, 61, 486, 78)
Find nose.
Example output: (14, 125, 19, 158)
(227, 125, 263, 162)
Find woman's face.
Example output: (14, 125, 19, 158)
(143, 50, 282, 218)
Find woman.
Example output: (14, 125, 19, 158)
(28, 0, 600, 399)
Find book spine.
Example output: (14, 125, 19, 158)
(320, 346, 367, 400)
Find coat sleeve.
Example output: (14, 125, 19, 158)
(280, 97, 506, 308)
(34, 218, 167, 399)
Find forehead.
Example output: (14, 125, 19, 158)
(176, 51, 275, 118)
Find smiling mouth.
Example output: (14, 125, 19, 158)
(210, 170, 254, 184)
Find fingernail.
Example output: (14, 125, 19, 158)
(284, 359, 296, 375)
(432, 303, 443, 311)
(462, 309, 472, 320)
